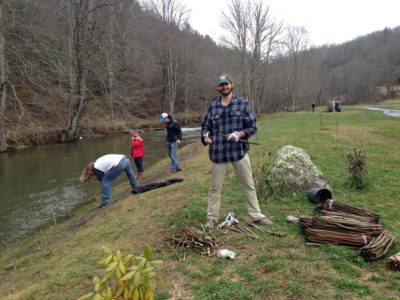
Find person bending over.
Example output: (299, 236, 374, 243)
(80, 154, 138, 208)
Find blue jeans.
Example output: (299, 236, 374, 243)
(101, 156, 138, 204)
(167, 142, 180, 172)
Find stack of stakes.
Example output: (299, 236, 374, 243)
(300, 197, 396, 262)
(388, 252, 400, 271)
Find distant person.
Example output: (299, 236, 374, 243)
(130, 132, 144, 179)
(200, 73, 273, 230)
(160, 113, 182, 173)
(311, 101, 316, 113)
(79, 154, 138, 208)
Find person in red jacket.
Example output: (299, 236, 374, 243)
(130, 132, 144, 178)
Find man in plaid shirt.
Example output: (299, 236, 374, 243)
(201, 74, 273, 230)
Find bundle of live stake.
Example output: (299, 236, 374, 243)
(321, 199, 380, 223)
(359, 231, 395, 262)
(388, 252, 400, 271)
(300, 199, 395, 261)
(165, 225, 221, 258)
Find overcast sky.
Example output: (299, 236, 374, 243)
(180, 0, 400, 46)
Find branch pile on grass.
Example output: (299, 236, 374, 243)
(305, 227, 373, 247)
(359, 231, 396, 262)
(310, 215, 382, 235)
(301, 195, 395, 262)
(321, 199, 380, 223)
(165, 226, 221, 257)
(388, 252, 400, 271)
(319, 210, 378, 224)
(305, 228, 372, 247)
(299, 216, 313, 232)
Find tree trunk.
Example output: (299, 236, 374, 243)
(59, 0, 95, 143)
(0, 0, 8, 152)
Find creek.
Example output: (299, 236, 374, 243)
(0, 128, 200, 245)
(364, 107, 400, 117)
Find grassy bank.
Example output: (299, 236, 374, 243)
(0, 100, 399, 299)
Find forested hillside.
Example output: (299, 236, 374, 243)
(0, 0, 399, 151)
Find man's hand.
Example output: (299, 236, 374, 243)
(227, 131, 241, 142)
(203, 131, 213, 145)
(176, 139, 181, 145)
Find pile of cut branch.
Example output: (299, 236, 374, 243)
(359, 231, 396, 262)
(299, 216, 313, 232)
(302, 196, 396, 263)
(319, 210, 377, 224)
(310, 215, 382, 235)
(165, 225, 221, 258)
(305, 228, 372, 247)
(321, 199, 380, 223)
(388, 252, 400, 271)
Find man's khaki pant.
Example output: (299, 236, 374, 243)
(207, 153, 266, 222)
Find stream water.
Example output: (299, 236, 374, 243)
(0, 128, 200, 245)
(364, 107, 400, 117)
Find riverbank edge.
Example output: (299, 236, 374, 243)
(0, 139, 209, 298)
(3, 113, 203, 152)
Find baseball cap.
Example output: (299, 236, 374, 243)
(159, 113, 168, 122)
(216, 74, 233, 86)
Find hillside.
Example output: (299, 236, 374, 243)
(0, 100, 399, 299)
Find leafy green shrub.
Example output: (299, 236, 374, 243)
(78, 245, 162, 300)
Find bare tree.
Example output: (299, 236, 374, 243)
(220, 0, 282, 114)
(151, 0, 188, 114)
(0, 0, 7, 151)
(280, 25, 309, 111)
(59, 0, 97, 142)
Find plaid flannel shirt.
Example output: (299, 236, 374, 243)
(201, 95, 257, 163)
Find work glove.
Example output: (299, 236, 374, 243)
(203, 131, 212, 144)
(227, 131, 241, 142)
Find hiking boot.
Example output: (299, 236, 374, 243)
(131, 187, 140, 194)
(204, 219, 215, 230)
(176, 167, 182, 172)
(97, 202, 110, 208)
(254, 217, 273, 225)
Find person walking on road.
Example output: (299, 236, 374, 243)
(200, 74, 273, 230)
(160, 113, 182, 173)
(79, 154, 138, 208)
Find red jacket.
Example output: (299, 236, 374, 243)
(131, 139, 144, 158)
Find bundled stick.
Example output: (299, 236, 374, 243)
(311, 215, 382, 236)
(388, 252, 400, 271)
(305, 228, 372, 247)
(322, 199, 380, 223)
(319, 210, 378, 224)
(359, 230, 395, 262)
(299, 216, 313, 232)
(165, 225, 221, 256)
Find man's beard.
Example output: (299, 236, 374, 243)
(219, 87, 233, 96)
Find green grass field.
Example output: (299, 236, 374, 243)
(0, 100, 399, 299)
